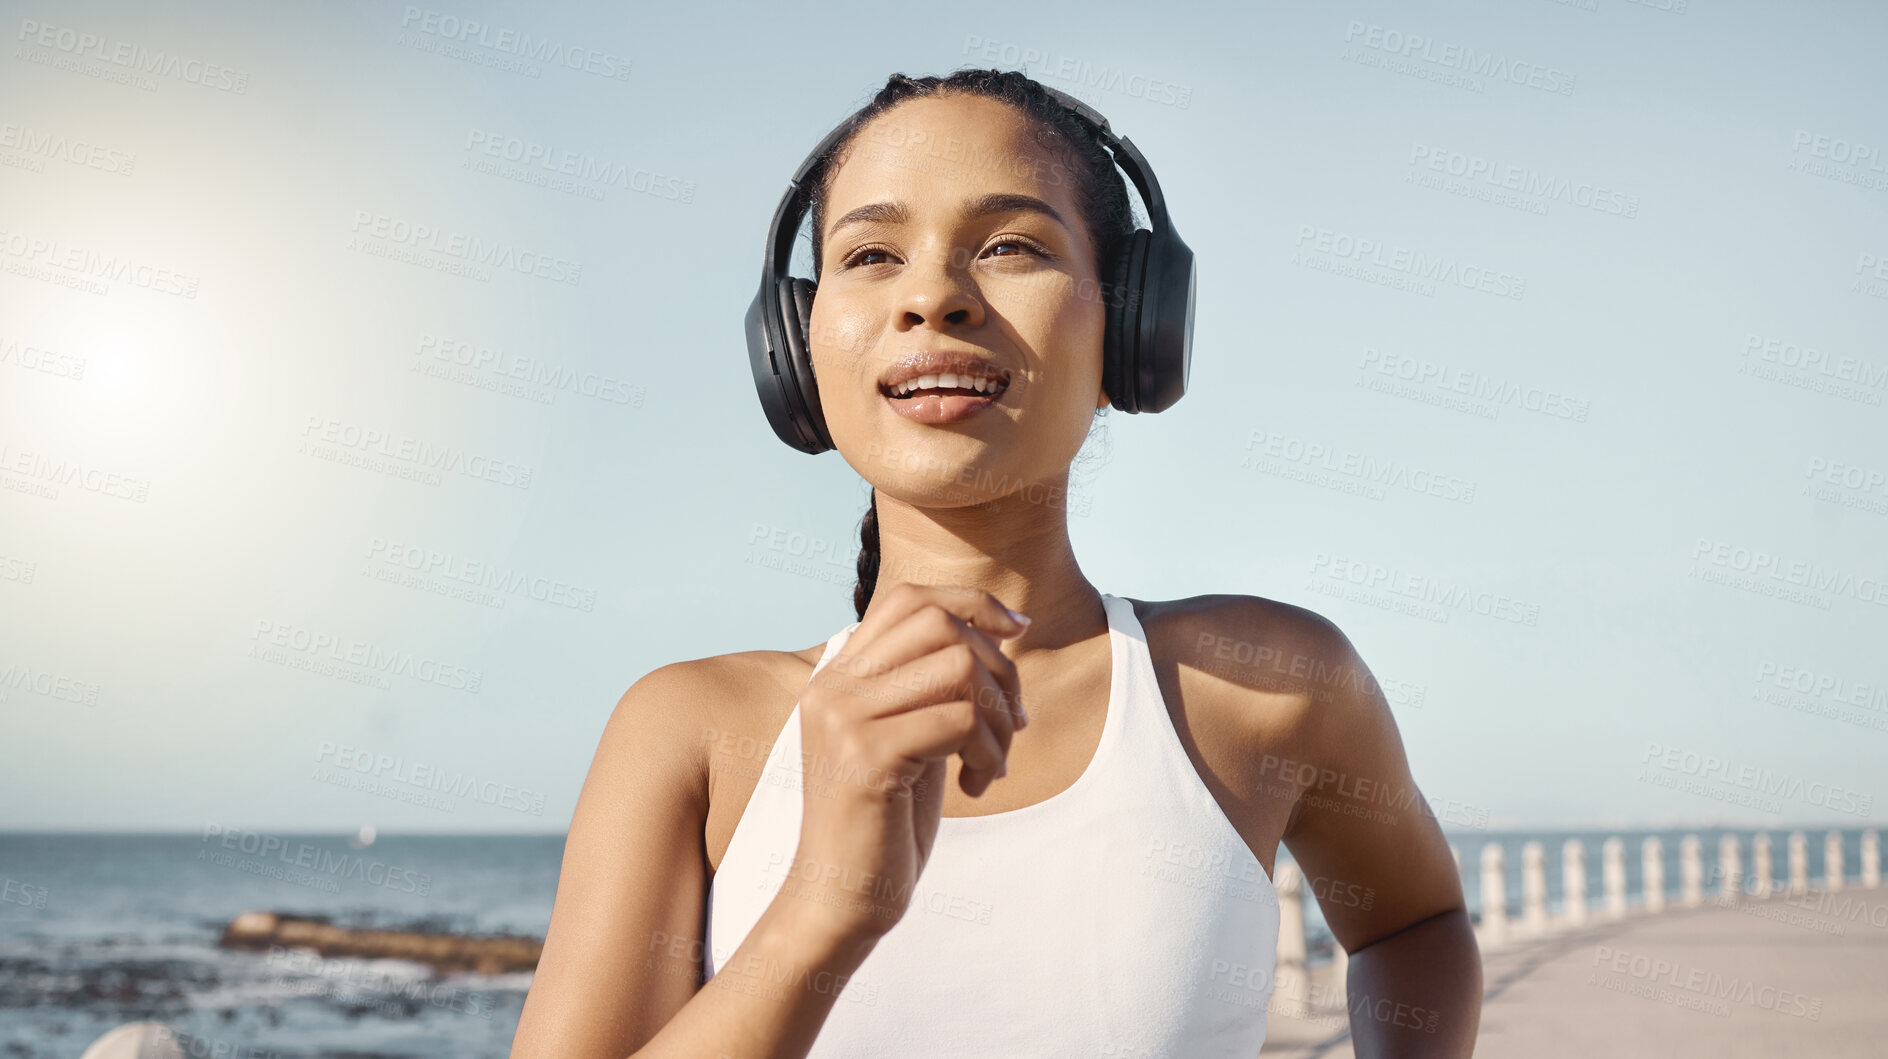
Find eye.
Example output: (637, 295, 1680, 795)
(841, 245, 898, 269)
(983, 236, 1051, 259)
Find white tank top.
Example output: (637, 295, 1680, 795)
(702, 593, 1280, 1057)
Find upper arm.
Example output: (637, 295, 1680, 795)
(1271, 610, 1466, 954)
(510, 659, 724, 1058)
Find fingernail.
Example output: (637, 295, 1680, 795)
(1005, 606, 1031, 627)
(1016, 702, 1030, 729)
(997, 761, 1008, 779)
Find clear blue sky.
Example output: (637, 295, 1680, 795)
(1, 0, 1883, 833)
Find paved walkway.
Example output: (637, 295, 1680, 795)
(1259, 887, 1888, 1057)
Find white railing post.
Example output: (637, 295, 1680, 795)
(1680, 835, 1703, 907)
(1271, 861, 1309, 1018)
(1603, 837, 1627, 919)
(1562, 839, 1588, 926)
(1522, 841, 1549, 934)
(1329, 942, 1349, 1010)
(1863, 830, 1880, 888)
(1717, 833, 1742, 906)
(1825, 830, 1845, 892)
(1789, 830, 1808, 896)
(1752, 833, 1773, 899)
(1642, 836, 1665, 913)
(1480, 843, 1508, 948)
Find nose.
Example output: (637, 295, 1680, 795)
(890, 242, 986, 334)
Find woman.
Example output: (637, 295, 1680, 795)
(512, 68, 1479, 1058)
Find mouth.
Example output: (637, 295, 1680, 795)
(878, 350, 1011, 425)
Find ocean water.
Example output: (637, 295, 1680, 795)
(1, 827, 1874, 1055)
(0, 833, 561, 1059)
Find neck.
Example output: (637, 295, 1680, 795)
(869, 480, 1106, 652)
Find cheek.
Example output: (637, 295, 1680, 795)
(1046, 292, 1108, 387)
(808, 300, 877, 389)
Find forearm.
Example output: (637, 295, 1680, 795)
(629, 901, 878, 1059)
(1343, 908, 1482, 1058)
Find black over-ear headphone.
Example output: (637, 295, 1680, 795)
(744, 83, 1195, 454)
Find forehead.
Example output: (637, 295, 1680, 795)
(823, 93, 1084, 231)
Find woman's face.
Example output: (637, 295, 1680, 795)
(808, 92, 1109, 512)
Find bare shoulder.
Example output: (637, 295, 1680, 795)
(591, 638, 833, 814)
(605, 639, 828, 748)
(1136, 592, 1369, 697)
(1133, 591, 1385, 743)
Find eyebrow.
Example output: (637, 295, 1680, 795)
(825, 192, 1069, 241)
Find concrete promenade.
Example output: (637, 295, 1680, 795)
(1258, 887, 1888, 1057)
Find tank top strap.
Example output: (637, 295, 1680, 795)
(1103, 594, 1273, 881)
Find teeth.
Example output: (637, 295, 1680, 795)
(891, 373, 1005, 397)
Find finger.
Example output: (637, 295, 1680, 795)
(846, 607, 1021, 721)
(845, 583, 1028, 660)
(874, 689, 1007, 797)
(891, 644, 1013, 784)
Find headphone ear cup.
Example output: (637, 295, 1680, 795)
(789, 277, 816, 354)
(776, 276, 833, 452)
(1105, 230, 1152, 413)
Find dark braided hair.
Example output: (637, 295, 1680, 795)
(803, 69, 1140, 622)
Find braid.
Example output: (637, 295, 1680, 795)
(853, 489, 881, 621)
